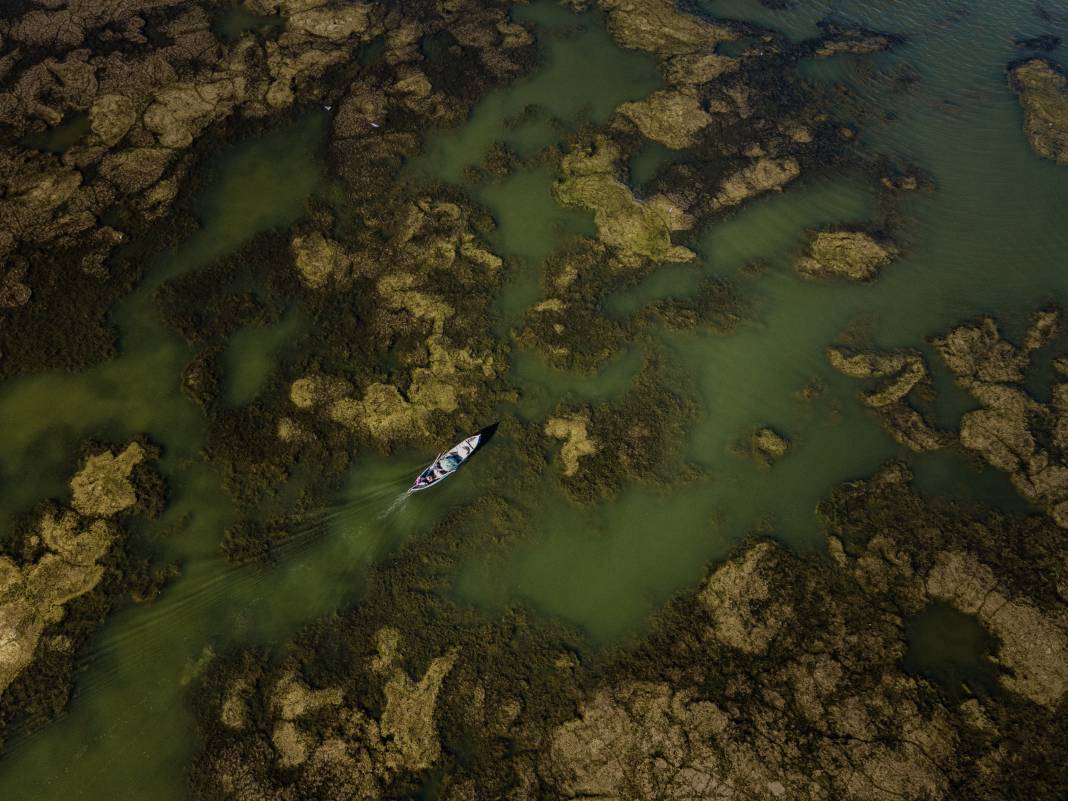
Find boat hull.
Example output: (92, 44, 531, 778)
(408, 432, 481, 492)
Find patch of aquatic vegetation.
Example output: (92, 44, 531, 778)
(413, 0, 1068, 648)
(0, 114, 359, 794)
(411, 0, 662, 182)
(553, 134, 695, 266)
(408, 1, 662, 333)
(0, 116, 328, 529)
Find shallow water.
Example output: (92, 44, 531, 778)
(0, 115, 328, 533)
(2, 0, 1068, 792)
(904, 602, 1001, 698)
(628, 141, 686, 189)
(20, 112, 90, 154)
(412, 1, 662, 183)
(211, 5, 285, 43)
(475, 168, 596, 330)
(447, 0, 1068, 642)
(408, 0, 657, 330)
(0, 114, 449, 801)
(455, 479, 729, 642)
(510, 345, 646, 421)
(222, 311, 304, 406)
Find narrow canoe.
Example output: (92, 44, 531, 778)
(408, 432, 481, 492)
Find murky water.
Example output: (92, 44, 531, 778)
(408, 0, 658, 329)
(222, 311, 303, 406)
(413, 1, 662, 183)
(211, 5, 285, 43)
(904, 602, 1001, 698)
(452, 0, 1068, 640)
(2, 0, 1068, 793)
(0, 116, 328, 535)
(20, 112, 90, 154)
(0, 115, 457, 800)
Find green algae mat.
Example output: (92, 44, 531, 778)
(1, 1, 1068, 800)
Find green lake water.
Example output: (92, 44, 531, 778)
(0, 114, 465, 800)
(449, 0, 1068, 640)
(222, 311, 303, 406)
(904, 602, 1001, 698)
(20, 112, 90, 154)
(2, 0, 1068, 794)
(212, 6, 285, 43)
(408, 0, 658, 330)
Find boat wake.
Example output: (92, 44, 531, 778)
(378, 490, 410, 519)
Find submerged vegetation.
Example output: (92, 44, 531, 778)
(0, 439, 166, 743)
(1, 0, 1067, 799)
(1009, 57, 1068, 164)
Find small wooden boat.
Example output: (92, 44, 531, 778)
(408, 432, 481, 493)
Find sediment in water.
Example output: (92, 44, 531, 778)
(1, 0, 1067, 798)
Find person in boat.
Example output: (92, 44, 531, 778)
(426, 454, 460, 484)
(409, 430, 484, 492)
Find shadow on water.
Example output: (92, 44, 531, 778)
(473, 421, 500, 453)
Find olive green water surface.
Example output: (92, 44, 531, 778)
(2, 0, 1068, 794)
(904, 602, 1001, 698)
(222, 311, 304, 406)
(409, 0, 660, 329)
(451, 0, 1068, 640)
(212, 5, 285, 43)
(0, 6, 663, 794)
(0, 114, 472, 800)
(20, 112, 91, 154)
